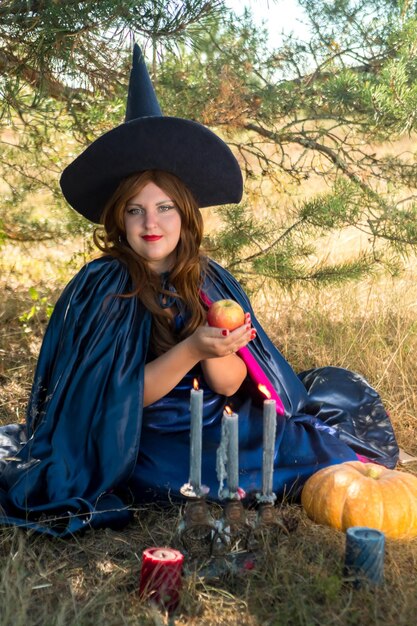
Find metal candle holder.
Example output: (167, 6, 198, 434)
(177, 496, 217, 559)
(178, 382, 284, 560)
(211, 498, 251, 555)
(247, 502, 287, 551)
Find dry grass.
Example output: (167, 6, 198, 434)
(1, 238, 417, 625)
(0, 507, 416, 625)
(256, 271, 417, 454)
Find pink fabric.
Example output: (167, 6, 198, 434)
(200, 291, 285, 416)
(200, 291, 213, 308)
(237, 346, 285, 415)
(356, 453, 373, 463)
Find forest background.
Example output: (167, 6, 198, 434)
(1, 1, 417, 624)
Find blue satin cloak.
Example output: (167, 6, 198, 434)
(0, 257, 399, 535)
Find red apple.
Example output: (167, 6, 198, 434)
(207, 299, 245, 331)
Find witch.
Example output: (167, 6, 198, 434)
(0, 45, 399, 536)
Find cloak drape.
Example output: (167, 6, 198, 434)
(0, 256, 398, 535)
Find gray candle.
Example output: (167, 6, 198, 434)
(189, 382, 203, 491)
(262, 399, 277, 497)
(216, 407, 240, 499)
(225, 408, 239, 494)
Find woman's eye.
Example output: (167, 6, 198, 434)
(159, 205, 175, 212)
(126, 207, 144, 215)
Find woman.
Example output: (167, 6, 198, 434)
(0, 46, 398, 535)
(99, 170, 255, 405)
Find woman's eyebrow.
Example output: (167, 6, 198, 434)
(126, 199, 174, 206)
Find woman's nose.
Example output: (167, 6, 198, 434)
(144, 209, 157, 228)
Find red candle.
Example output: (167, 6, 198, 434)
(139, 547, 184, 613)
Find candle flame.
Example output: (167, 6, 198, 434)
(224, 405, 233, 415)
(193, 378, 199, 391)
(258, 384, 271, 399)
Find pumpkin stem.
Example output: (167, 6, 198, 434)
(366, 466, 382, 480)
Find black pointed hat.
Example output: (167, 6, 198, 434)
(60, 44, 243, 223)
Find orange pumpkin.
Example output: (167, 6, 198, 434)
(301, 461, 417, 540)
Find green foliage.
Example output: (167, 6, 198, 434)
(207, 188, 370, 290)
(19, 287, 54, 332)
(252, 250, 375, 286)
(156, 9, 269, 124)
(0, 219, 6, 247)
(3, 0, 417, 288)
(322, 70, 373, 115)
(205, 203, 272, 263)
(0, 1, 226, 242)
(371, 18, 417, 133)
(299, 180, 364, 228)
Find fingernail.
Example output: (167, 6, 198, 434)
(246, 323, 251, 330)
(250, 330, 256, 339)
(222, 329, 228, 336)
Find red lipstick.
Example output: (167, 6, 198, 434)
(142, 235, 162, 241)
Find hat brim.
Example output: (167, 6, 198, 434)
(60, 117, 243, 223)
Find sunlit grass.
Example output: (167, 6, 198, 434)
(1, 236, 417, 625)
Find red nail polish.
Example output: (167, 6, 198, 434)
(222, 329, 228, 336)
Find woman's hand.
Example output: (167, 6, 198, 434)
(186, 312, 256, 362)
(143, 313, 256, 406)
(188, 312, 256, 396)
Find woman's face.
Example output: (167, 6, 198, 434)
(123, 181, 182, 274)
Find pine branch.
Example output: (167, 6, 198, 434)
(244, 122, 384, 201)
(226, 217, 307, 270)
(0, 51, 92, 101)
(0, 1, 93, 18)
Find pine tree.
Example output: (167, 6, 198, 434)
(2, 0, 417, 289)
(0, 0, 225, 241)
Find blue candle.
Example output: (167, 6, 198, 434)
(344, 527, 385, 586)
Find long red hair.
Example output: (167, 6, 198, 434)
(94, 170, 208, 354)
